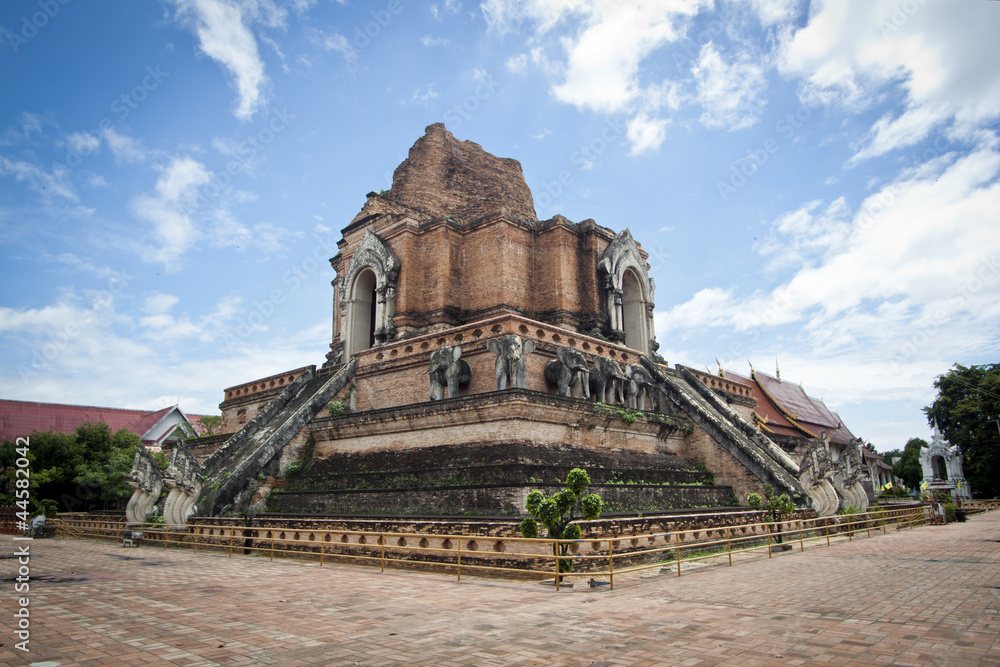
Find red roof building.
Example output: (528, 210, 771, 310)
(0, 399, 211, 448)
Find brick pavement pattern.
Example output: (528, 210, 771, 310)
(2, 512, 999, 666)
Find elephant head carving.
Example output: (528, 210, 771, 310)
(486, 335, 535, 390)
(544, 346, 590, 399)
(624, 363, 654, 410)
(428, 345, 472, 400)
(589, 356, 627, 405)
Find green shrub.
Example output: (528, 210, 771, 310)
(519, 468, 603, 574)
(943, 502, 957, 522)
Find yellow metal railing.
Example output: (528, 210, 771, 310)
(46, 503, 961, 590)
(962, 499, 1000, 514)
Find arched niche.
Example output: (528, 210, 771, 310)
(597, 229, 656, 355)
(621, 269, 648, 355)
(347, 268, 378, 357)
(339, 230, 400, 360)
(933, 455, 948, 480)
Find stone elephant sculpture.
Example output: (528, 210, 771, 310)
(624, 363, 655, 411)
(486, 335, 535, 390)
(589, 356, 627, 405)
(428, 345, 472, 400)
(544, 346, 590, 399)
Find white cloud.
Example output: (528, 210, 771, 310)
(66, 132, 101, 155)
(321, 31, 357, 64)
(0, 286, 329, 414)
(506, 53, 529, 72)
(0, 155, 77, 201)
(172, 0, 268, 120)
(102, 127, 148, 163)
(431, 0, 461, 21)
(486, 0, 761, 154)
(131, 155, 296, 268)
(692, 42, 767, 130)
(403, 85, 440, 106)
(739, 0, 801, 27)
(658, 137, 1000, 393)
(778, 0, 1000, 161)
(144, 293, 181, 315)
(625, 113, 668, 155)
(420, 35, 452, 48)
(133, 157, 211, 268)
(549, 2, 706, 114)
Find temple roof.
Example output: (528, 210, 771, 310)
(353, 123, 538, 226)
(722, 368, 857, 445)
(0, 399, 209, 445)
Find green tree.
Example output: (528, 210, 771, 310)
(891, 437, 927, 490)
(1, 422, 141, 512)
(747, 484, 796, 544)
(72, 425, 142, 508)
(519, 468, 603, 575)
(196, 415, 222, 435)
(924, 363, 1000, 498)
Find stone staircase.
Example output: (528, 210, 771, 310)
(196, 359, 356, 516)
(642, 358, 806, 501)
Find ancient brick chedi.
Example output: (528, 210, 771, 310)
(326, 122, 657, 357)
(129, 124, 875, 525)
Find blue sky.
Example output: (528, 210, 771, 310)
(1, 0, 998, 454)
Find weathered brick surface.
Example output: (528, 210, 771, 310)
(331, 125, 644, 339)
(678, 424, 766, 504)
(348, 313, 643, 409)
(310, 389, 685, 457)
(269, 483, 735, 516)
(380, 122, 538, 225)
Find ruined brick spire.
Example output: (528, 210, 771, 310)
(382, 123, 538, 224)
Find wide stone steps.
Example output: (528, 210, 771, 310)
(196, 360, 356, 516)
(642, 358, 805, 500)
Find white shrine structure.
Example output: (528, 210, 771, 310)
(919, 424, 972, 501)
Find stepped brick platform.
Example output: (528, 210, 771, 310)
(267, 441, 734, 516)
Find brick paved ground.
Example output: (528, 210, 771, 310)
(1, 511, 998, 667)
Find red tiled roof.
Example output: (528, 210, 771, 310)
(723, 368, 811, 439)
(716, 369, 859, 446)
(0, 399, 209, 444)
(130, 407, 175, 439)
(753, 371, 839, 427)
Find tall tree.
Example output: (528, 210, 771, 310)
(891, 438, 926, 490)
(924, 363, 1000, 498)
(1, 421, 141, 512)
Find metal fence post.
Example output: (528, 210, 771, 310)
(675, 533, 681, 577)
(608, 538, 614, 591)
